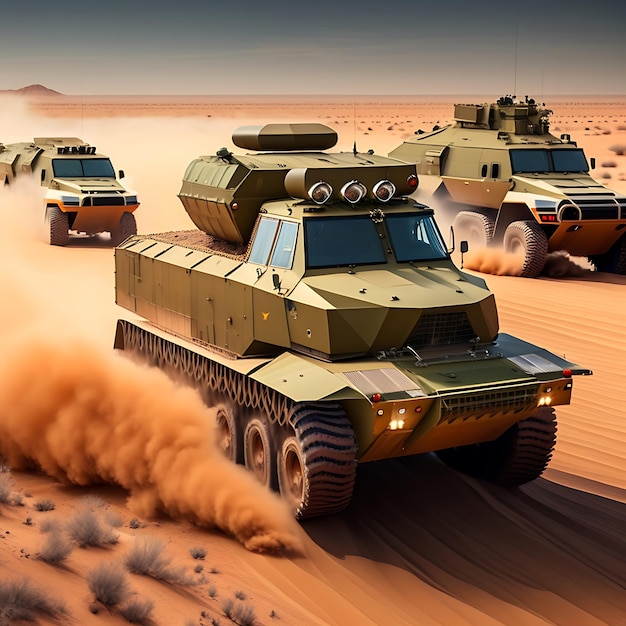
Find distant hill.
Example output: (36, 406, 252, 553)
(0, 84, 63, 96)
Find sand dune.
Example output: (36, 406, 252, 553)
(0, 95, 625, 625)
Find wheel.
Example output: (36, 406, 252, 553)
(48, 206, 69, 246)
(277, 403, 357, 519)
(244, 418, 275, 488)
(589, 234, 626, 274)
(435, 407, 557, 486)
(111, 212, 137, 246)
(214, 403, 242, 464)
(453, 210, 495, 249)
(503, 220, 548, 277)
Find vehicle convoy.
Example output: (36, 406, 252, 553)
(0, 137, 139, 246)
(113, 122, 589, 519)
(389, 96, 626, 277)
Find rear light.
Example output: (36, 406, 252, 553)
(540, 214, 557, 222)
(407, 174, 418, 189)
(563, 369, 572, 378)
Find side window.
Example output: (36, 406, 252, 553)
(270, 221, 298, 269)
(249, 217, 279, 265)
(491, 163, 500, 178)
(481, 163, 488, 177)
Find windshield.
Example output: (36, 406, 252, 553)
(52, 158, 116, 178)
(386, 213, 449, 262)
(510, 148, 589, 174)
(305, 215, 386, 268)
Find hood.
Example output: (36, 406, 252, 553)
(51, 178, 128, 193)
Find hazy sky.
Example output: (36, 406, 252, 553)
(1, 0, 624, 95)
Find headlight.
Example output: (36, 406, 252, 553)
(373, 180, 396, 202)
(61, 195, 80, 207)
(125, 196, 138, 205)
(341, 180, 367, 204)
(308, 181, 332, 205)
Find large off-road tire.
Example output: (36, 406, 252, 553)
(435, 407, 557, 487)
(588, 234, 626, 274)
(277, 403, 358, 520)
(48, 206, 69, 246)
(111, 211, 137, 246)
(215, 403, 242, 464)
(244, 417, 275, 488)
(453, 210, 495, 249)
(503, 220, 548, 277)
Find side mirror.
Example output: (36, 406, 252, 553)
(590, 157, 596, 170)
(119, 169, 125, 179)
(40, 169, 46, 183)
(460, 240, 469, 268)
(272, 273, 281, 291)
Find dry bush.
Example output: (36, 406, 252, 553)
(601, 160, 618, 168)
(190, 545, 207, 559)
(67, 508, 119, 547)
(601, 171, 612, 179)
(609, 144, 626, 155)
(207, 584, 218, 597)
(80, 494, 107, 509)
(0, 472, 15, 504)
(37, 530, 74, 564)
(0, 577, 67, 624)
(34, 499, 56, 512)
(222, 598, 257, 626)
(125, 536, 192, 584)
(39, 517, 62, 533)
(119, 597, 155, 624)
(87, 562, 132, 607)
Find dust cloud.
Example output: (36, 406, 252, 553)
(0, 103, 302, 554)
(463, 247, 589, 278)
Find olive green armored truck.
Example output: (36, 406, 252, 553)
(113, 123, 589, 519)
(0, 137, 139, 246)
(389, 96, 626, 277)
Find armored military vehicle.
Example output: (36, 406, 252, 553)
(389, 96, 626, 277)
(113, 123, 589, 519)
(0, 137, 139, 246)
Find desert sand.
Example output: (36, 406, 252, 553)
(0, 93, 625, 626)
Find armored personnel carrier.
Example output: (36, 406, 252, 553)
(0, 137, 139, 245)
(113, 123, 589, 519)
(389, 96, 626, 277)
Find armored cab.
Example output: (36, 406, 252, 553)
(113, 123, 589, 519)
(0, 137, 139, 245)
(390, 96, 626, 277)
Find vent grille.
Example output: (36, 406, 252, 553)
(440, 387, 538, 423)
(407, 312, 475, 348)
(560, 195, 626, 220)
(343, 369, 425, 397)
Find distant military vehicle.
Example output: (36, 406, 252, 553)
(113, 123, 589, 519)
(0, 137, 139, 246)
(389, 96, 626, 277)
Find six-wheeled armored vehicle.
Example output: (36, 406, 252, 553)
(0, 137, 139, 245)
(389, 96, 626, 277)
(113, 123, 589, 519)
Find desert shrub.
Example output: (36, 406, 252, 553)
(190, 545, 206, 559)
(0, 473, 14, 504)
(194, 564, 204, 573)
(601, 160, 618, 168)
(67, 508, 119, 547)
(222, 598, 234, 619)
(207, 584, 218, 597)
(80, 494, 106, 509)
(34, 499, 56, 512)
(234, 590, 246, 600)
(601, 171, 612, 179)
(87, 562, 131, 607)
(211, 619, 221, 626)
(609, 144, 626, 155)
(0, 577, 66, 623)
(37, 530, 74, 564)
(39, 517, 62, 533)
(119, 597, 155, 624)
(129, 517, 142, 529)
(227, 601, 256, 626)
(125, 536, 191, 584)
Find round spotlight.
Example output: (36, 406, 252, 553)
(407, 174, 418, 189)
(341, 180, 367, 204)
(308, 181, 333, 204)
(373, 179, 396, 202)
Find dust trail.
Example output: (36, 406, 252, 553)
(463, 248, 524, 276)
(0, 330, 301, 553)
(463, 247, 588, 278)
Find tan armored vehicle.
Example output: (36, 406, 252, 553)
(0, 137, 139, 245)
(113, 123, 589, 519)
(389, 96, 626, 277)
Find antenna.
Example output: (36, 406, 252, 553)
(513, 8, 519, 97)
